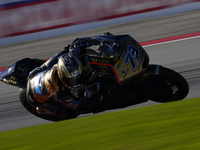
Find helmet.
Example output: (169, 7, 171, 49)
(57, 53, 83, 89)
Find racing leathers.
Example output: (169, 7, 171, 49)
(27, 41, 101, 119)
(27, 32, 126, 119)
(27, 64, 100, 119)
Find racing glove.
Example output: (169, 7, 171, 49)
(69, 37, 100, 57)
(84, 83, 102, 99)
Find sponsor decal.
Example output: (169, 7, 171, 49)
(11, 76, 16, 80)
(100, 66, 108, 72)
(113, 55, 119, 63)
(91, 58, 98, 63)
(122, 68, 129, 79)
(3, 78, 17, 84)
(99, 59, 110, 64)
(116, 60, 122, 69)
(16, 63, 26, 76)
(155, 65, 161, 75)
(116, 49, 126, 70)
(90, 58, 110, 64)
(8, 67, 13, 73)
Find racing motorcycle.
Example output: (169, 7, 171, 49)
(0, 35, 189, 121)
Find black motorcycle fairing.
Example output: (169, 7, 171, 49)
(86, 35, 149, 85)
(0, 58, 45, 88)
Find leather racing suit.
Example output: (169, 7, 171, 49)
(27, 32, 137, 118)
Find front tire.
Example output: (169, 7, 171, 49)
(19, 88, 63, 121)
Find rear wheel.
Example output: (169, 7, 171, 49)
(139, 66, 189, 103)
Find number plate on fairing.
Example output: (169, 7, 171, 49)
(88, 35, 149, 85)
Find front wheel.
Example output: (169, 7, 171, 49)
(145, 66, 189, 103)
(19, 88, 70, 121)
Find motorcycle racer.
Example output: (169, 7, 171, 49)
(27, 33, 114, 119)
(27, 32, 149, 119)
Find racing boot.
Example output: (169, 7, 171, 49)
(36, 102, 62, 116)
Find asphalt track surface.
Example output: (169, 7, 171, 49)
(0, 10, 200, 132)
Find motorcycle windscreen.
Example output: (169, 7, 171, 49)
(0, 58, 33, 88)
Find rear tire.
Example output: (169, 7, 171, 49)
(148, 66, 189, 102)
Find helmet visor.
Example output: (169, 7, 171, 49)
(61, 74, 83, 89)
(59, 55, 82, 78)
